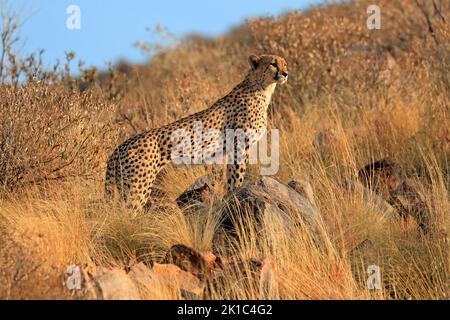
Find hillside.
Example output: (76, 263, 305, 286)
(0, 0, 448, 299)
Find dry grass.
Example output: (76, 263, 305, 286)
(0, 0, 449, 299)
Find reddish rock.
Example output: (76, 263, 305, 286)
(176, 175, 217, 209)
(358, 157, 432, 233)
(150, 263, 205, 298)
(390, 178, 432, 234)
(82, 266, 140, 300)
(165, 244, 221, 281)
(358, 157, 406, 201)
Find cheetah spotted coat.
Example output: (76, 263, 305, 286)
(105, 54, 288, 210)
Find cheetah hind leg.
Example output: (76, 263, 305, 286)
(122, 171, 157, 213)
(144, 169, 169, 211)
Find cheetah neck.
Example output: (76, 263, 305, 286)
(263, 83, 277, 100)
(238, 78, 277, 106)
(241, 77, 277, 92)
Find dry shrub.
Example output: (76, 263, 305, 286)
(0, 83, 118, 190)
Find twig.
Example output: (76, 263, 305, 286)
(414, 0, 439, 45)
(433, 1, 446, 23)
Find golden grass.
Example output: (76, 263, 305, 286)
(0, 144, 447, 299)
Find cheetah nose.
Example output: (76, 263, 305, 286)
(282, 71, 289, 77)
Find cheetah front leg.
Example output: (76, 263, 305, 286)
(226, 138, 250, 193)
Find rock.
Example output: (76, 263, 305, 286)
(390, 178, 432, 234)
(288, 179, 316, 206)
(259, 177, 322, 227)
(180, 288, 201, 300)
(222, 177, 323, 237)
(151, 263, 205, 298)
(202, 251, 222, 270)
(164, 244, 222, 281)
(160, 244, 226, 299)
(176, 174, 217, 210)
(127, 261, 205, 299)
(77, 258, 207, 300)
(211, 255, 279, 299)
(341, 180, 398, 218)
(127, 262, 152, 285)
(259, 257, 280, 300)
(358, 157, 406, 201)
(358, 158, 432, 233)
(83, 266, 140, 300)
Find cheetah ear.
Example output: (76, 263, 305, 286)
(248, 55, 260, 70)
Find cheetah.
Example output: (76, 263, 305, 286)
(105, 54, 288, 210)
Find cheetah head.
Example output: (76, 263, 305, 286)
(248, 54, 288, 87)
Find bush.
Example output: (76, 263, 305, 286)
(0, 83, 118, 190)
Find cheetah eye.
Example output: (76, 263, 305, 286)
(270, 63, 278, 68)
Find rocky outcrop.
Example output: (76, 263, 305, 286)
(164, 244, 222, 281)
(73, 261, 205, 300)
(68, 243, 276, 300)
(358, 157, 406, 201)
(358, 157, 433, 233)
(82, 266, 141, 300)
(72, 159, 436, 300)
(221, 177, 323, 238)
(126, 262, 204, 299)
(176, 174, 218, 210)
(389, 178, 432, 234)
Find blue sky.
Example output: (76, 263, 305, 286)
(6, 0, 324, 70)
